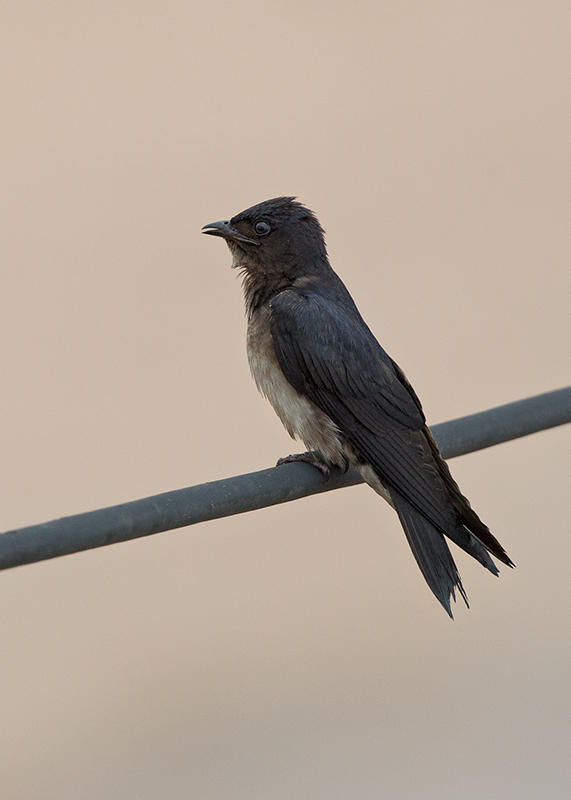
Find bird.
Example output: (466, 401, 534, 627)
(202, 196, 513, 616)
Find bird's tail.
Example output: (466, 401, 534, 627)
(391, 491, 468, 617)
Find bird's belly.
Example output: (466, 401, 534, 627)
(247, 317, 345, 467)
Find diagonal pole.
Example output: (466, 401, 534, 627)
(1, 386, 570, 571)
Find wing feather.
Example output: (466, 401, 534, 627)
(269, 286, 511, 576)
(270, 288, 451, 526)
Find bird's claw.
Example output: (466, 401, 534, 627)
(276, 451, 331, 480)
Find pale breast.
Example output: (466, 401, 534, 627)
(246, 306, 346, 467)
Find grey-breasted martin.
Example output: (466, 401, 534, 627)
(203, 196, 513, 616)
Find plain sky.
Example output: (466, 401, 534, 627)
(1, 2, 569, 798)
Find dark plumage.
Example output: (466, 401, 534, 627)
(203, 197, 513, 616)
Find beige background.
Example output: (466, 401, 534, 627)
(1, 2, 569, 798)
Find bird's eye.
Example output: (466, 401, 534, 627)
(254, 220, 271, 236)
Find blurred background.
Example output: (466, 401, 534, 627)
(1, 2, 569, 798)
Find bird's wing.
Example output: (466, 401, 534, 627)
(269, 287, 482, 613)
(270, 287, 512, 572)
(269, 288, 459, 533)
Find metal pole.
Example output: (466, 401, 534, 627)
(1, 386, 570, 571)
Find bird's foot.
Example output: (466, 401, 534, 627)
(276, 450, 331, 480)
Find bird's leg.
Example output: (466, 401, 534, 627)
(276, 450, 331, 479)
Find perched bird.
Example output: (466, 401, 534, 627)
(203, 197, 513, 615)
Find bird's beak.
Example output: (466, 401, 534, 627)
(201, 220, 260, 246)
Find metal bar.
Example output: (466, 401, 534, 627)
(1, 386, 570, 571)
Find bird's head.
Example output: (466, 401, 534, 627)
(202, 197, 328, 280)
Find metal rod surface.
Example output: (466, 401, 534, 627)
(1, 386, 570, 571)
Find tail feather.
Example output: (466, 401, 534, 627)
(392, 491, 468, 617)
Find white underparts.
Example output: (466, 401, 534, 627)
(247, 306, 346, 468)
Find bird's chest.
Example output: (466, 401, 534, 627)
(246, 308, 344, 464)
(246, 309, 307, 439)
